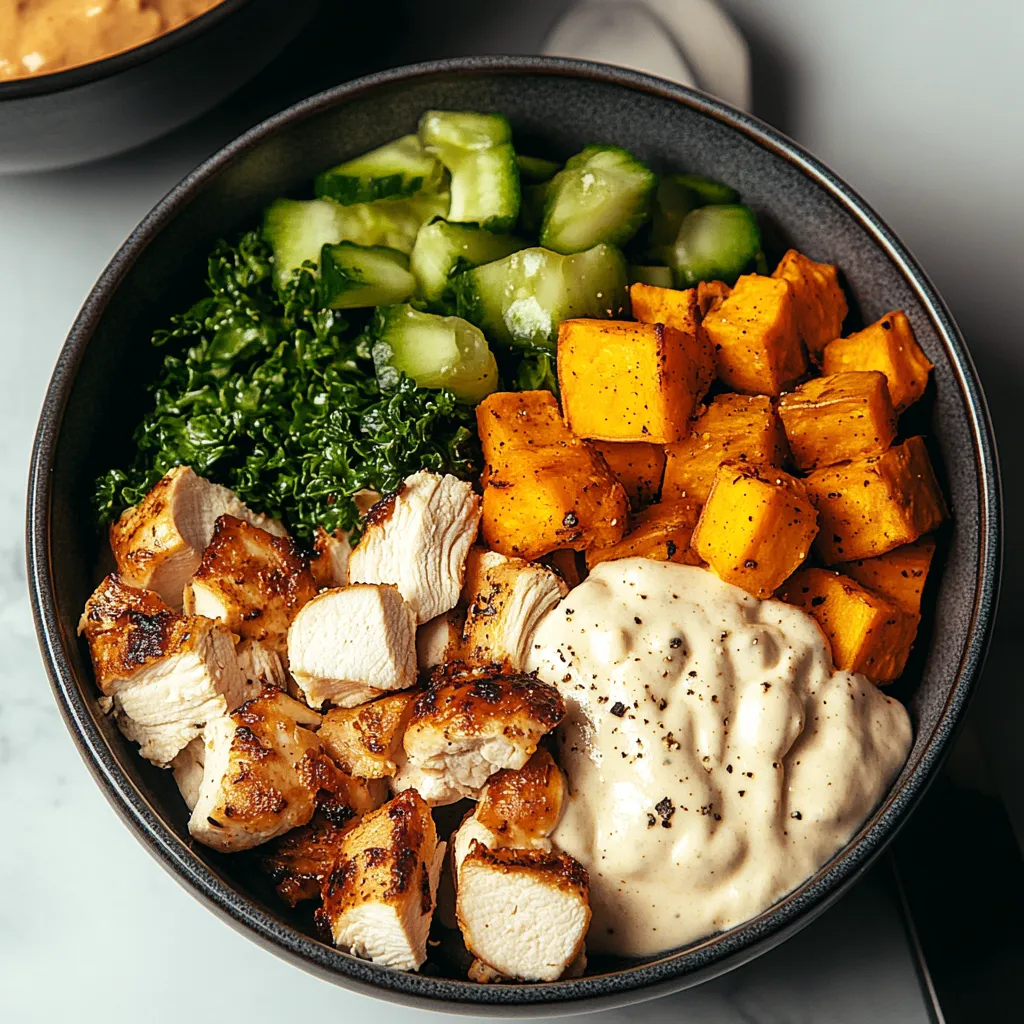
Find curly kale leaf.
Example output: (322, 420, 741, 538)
(94, 231, 480, 546)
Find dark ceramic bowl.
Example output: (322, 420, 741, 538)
(0, 0, 317, 173)
(28, 57, 1000, 1014)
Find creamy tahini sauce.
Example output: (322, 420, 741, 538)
(525, 559, 912, 957)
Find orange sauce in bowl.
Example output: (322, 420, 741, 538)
(0, 0, 225, 81)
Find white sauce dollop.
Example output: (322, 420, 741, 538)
(525, 559, 912, 957)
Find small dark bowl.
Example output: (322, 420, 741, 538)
(0, 0, 317, 173)
(27, 57, 1000, 1014)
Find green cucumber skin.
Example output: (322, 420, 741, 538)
(517, 153, 561, 183)
(372, 303, 498, 403)
(319, 242, 416, 309)
(454, 243, 629, 353)
(315, 135, 443, 206)
(263, 194, 449, 287)
(540, 144, 657, 255)
(411, 220, 524, 307)
(445, 142, 520, 232)
(667, 204, 762, 289)
(419, 110, 512, 150)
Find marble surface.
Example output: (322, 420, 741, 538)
(3, 1, 1022, 1020)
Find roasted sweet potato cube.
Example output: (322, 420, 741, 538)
(628, 282, 716, 395)
(702, 274, 805, 395)
(778, 568, 919, 683)
(771, 249, 848, 359)
(586, 500, 704, 569)
(477, 390, 629, 560)
(835, 536, 936, 615)
(594, 441, 666, 509)
(822, 311, 933, 412)
(804, 437, 947, 563)
(557, 318, 710, 443)
(778, 371, 897, 471)
(662, 394, 787, 503)
(690, 464, 818, 597)
(541, 549, 584, 589)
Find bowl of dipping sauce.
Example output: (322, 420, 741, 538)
(0, 0, 318, 173)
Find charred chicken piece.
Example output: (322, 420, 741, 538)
(182, 514, 316, 661)
(459, 548, 568, 671)
(318, 692, 416, 779)
(109, 466, 286, 609)
(79, 574, 249, 765)
(187, 688, 344, 853)
(319, 789, 445, 971)
(396, 670, 565, 805)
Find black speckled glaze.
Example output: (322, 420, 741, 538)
(27, 57, 1000, 1015)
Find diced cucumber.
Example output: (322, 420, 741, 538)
(517, 153, 561, 183)
(419, 110, 512, 150)
(454, 243, 629, 352)
(629, 264, 674, 288)
(674, 173, 740, 206)
(666, 204, 761, 288)
(372, 304, 498, 403)
(410, 220, 524, 307)
(419, 110, 520, 231)
(314, 134, 443, 205)
(540, 145, 656, 254)
(263, 193, 449, 287)
(320, 243, 415, 308)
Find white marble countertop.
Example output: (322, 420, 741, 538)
(2, 1, 1022, 1020)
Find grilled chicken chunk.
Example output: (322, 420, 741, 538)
(460, 548, 568, 671)
(319, 692, 416, 779)
(79, 574, 250, 765)
(288, 584, 417, 709)
(397, 672, 565, 804)
(188, 689, 343, 853)
(309, 527, 352, 590)
(320, 790, 446, 971)
(456, 841, 591, 982)
(475, 748, 566, 847)
(349, 471, 481, 624)
(109, 466, 286, 609)
(183, 515, 316, 660)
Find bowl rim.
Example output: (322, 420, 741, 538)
(27, 55, 1002, 1015)
(0, 0, 254, 102)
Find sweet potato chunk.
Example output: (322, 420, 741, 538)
(477, 391, 629, 560)
(702, 274, 805, 395)
(541, 549, 584, 589)
(586, 499, 704, 569)
(691, 464, 818, 597)
(628, 282, 716, 393)
(835, 536, 936, 615)
(771, 249, 847, 359)
(822, 311, 932, 412)
(779, 568, 918, 683)
(593, 441, 666, 509)
(804, 437, 947, 563)
(662, 394, 787, 503)
(557, 318, 712, 443)
(778, 371, 897, 471)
